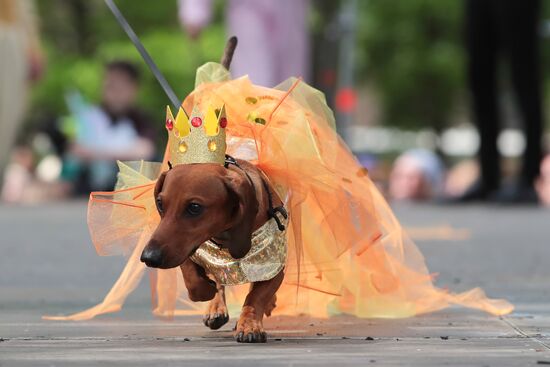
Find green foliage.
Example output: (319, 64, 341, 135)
(31, 0, 550, 136)
(31, 0, 225, 136)
(357, 0, 465, 130)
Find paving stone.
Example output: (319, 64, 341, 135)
(1, 202, 549, 366)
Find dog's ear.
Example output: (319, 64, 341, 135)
(223, 172, 258, 259)
(154, 171, 167, 198)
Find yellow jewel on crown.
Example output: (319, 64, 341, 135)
(166, 104, 227, 165)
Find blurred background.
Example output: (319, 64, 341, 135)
(2, 0, 550, 205)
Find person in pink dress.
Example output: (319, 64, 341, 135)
(178, 0, 310, 87)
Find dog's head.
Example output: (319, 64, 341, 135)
(140, 164, 258, 269)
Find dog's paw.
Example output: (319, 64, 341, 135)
(234, 306, 267, 343)
(234, 321, 267, 343)
(203, 312, 229, 330)
(203, 293, 229, 330)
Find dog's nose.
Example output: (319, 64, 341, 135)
(140, 246, 164, 268)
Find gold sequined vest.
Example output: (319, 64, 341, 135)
(190, 216, 288, 286)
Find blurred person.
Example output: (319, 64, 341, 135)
(1, 144, 70, 204)
(444, 159, 480, 198)
(460, 0, 543, 203)
(65, 61, 156, 194)
(1, 146, 33, 203)
(178, 0, 310, 87)
(535, 155, 550, 207)
(389, 149, 445, 202)
(0, 0, 43, 189)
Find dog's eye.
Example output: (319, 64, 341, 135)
(185, 203, 203, 217)
(156, 197, 163, 215)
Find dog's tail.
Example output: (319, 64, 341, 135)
(221, 36, 238, 70)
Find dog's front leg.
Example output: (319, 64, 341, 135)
(180, 259, 217, 302)
(235, 269, 284, 343)
(203, 283, 229, 330)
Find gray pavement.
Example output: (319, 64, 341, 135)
(1, 201, 550, 366)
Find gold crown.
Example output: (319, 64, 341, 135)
(165, 104, 227, 165)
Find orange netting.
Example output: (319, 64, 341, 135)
(44, 63, 513, 321)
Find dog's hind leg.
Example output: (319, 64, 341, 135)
(203, 283, 229, 330)
(234, 269, 284, 343)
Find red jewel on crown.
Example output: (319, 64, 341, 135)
(219, 117, 228, 128)
(191, 117, 202, 127)
(165, 118, 173, 130)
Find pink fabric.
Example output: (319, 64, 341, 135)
(178, 0, 212, 28)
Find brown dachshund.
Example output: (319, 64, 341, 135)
(140, 160, 284, 343)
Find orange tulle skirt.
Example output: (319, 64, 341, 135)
(44, 63, 513, 321)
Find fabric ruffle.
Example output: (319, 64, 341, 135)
(44, 63, 513, 321)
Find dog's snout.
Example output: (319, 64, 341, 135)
(140, 246, 164, 268)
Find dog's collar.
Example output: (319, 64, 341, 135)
(190, 215, 288, 286)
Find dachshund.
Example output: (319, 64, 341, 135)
(140, 159, 285, 343)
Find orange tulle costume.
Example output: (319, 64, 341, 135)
(44, 63, 513, 321)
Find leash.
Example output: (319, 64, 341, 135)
(224, 155, 288, 231)
(104, 0, 181, 110)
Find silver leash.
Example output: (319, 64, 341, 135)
(104, 0, 181, 110)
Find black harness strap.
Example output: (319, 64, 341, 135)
(260, 179, 288, 231)
(224, 155, 288, 231)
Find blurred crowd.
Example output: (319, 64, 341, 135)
(1, 0, 550, 206)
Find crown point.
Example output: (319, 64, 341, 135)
(191, 117, 202, 128)
(166, 118, 173, 130)
(175, 107, 190, 136)
(166, 105, 175, 131)
(219, 117, 228, 128)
